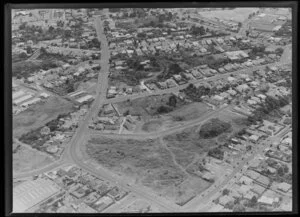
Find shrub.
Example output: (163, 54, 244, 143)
(199, 118, 232, 139)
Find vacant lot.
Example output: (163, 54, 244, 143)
(114, 94, 185, 118)
(86, 136, 210, 204)
(13, 145, 53, 175)
(167, 102, 211, 122)
(115, 95, 211, 133)
(141, 120, 163, 132)
(163, 126, 219, 159)
(210, 108, 250, 134)
(13, 96, 75, 138)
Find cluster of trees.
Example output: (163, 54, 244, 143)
(190, 25, 206, 36)
(248, 11, 259, 19)
(199, 118, 232, 139)
(137, 32, 147, 39)
(248, 45, 266, 58)
(208, 145, 224, 160)
(13, 52, 28, 63)
(182, 83, 210, 102)
(86, 38, 101, 49)
(157, 12, 173, 23)
(248, 95, 290, 124)
(274, 20, 292, 37)
(18, 22, 71, 43)
(13, 59, 59, 79)
(156, 63, 183, 80)
(206, 55, 230, 69)
(19, 128, 43, 145)
(156, 105, 174, 114)
(109, 8, 121, 13)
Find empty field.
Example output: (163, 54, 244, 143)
(115, 95, 211, 133)
(13, 96, 75, 138)
(114, 94, 185, 119)
(13, 145, 54, 175)
(86, 137, 211, 205)
(163, 126, 219, 157)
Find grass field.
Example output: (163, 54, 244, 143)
(86, 136, 211, 204)
(167, 102, 211, 122)
(115, 95, 211, 133)
(13, 96, 75, 138)
(114, 94, 182, 119)
(13, 145, 53, 174)
(163, 126, 219, 159)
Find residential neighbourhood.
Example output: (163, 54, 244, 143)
(11, 6, 294, 214)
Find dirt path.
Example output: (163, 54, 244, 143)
(184, 153, 201, 169)
(159, 138, 190, 178)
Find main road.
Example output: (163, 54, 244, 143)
(182, 125, 291, 212)
(14, 16, 110, 179)
(14, 58, 290, 179)
(13, 14, 292, 212)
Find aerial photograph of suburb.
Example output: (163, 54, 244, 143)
(11, 7, 293, 213)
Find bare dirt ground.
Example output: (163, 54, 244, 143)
(13, 96, 74, 138)
(13, 145, 54, 175)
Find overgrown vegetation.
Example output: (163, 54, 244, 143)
(248, 95, 290, 124)
(199, 118, 232, 139)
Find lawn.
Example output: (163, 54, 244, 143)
(13, 96, 75, 138)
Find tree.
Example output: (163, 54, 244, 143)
(19, 22, 27, 30)
(26, 46, 33, 54)
(250, 195, 257, 205)
(199, 26, 206, 35)
(168, 95, 177, 107)
(48, 26, 55, 33)
(18, 52, 28, 59)
(123, 110, 130, 116)
(233, 204, 246, 212)
(169, 63, 182, 74)
(275, 47, 284, 55)
(222, 188, 230, 196)
(277, 167, 285, 176)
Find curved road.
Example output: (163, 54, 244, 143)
(13, 13, 292, 213)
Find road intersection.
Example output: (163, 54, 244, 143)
(13, 15, 292, 213)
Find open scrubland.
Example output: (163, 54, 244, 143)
(86, 136, 211, 205)
(13, 96, 75, 138)
(114, 94, 211, 133)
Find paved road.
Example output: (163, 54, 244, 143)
(14, 60, 289, 179)
(67, 17, 181, 212)
(14, 17, 109, 179)
(13, 14, 292, 212)
(90, 105, 230, 140)
(104, 62, 285, 105)
(183, 125, 291, 212)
